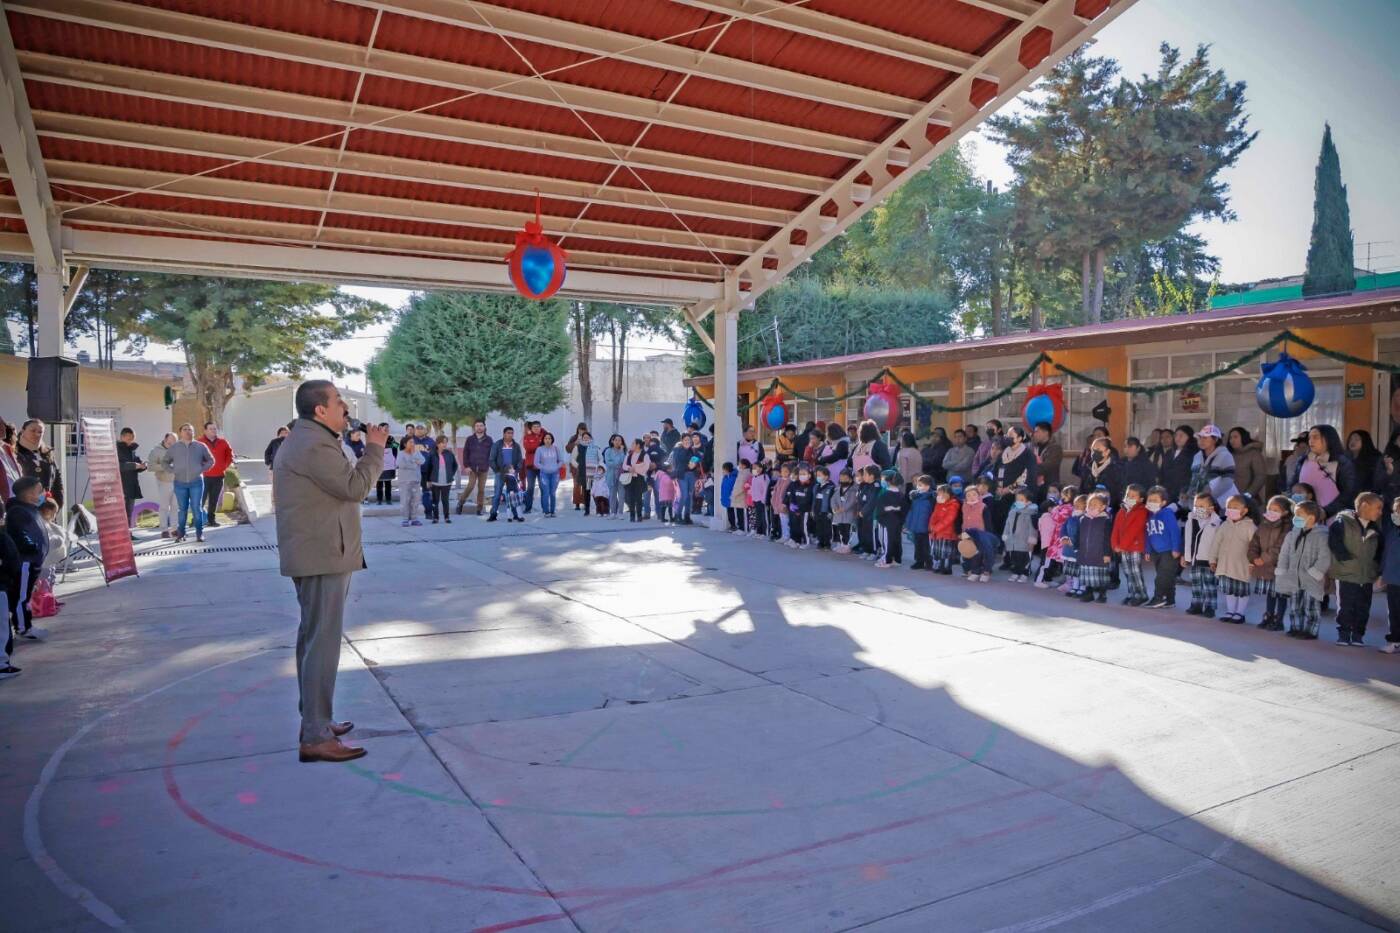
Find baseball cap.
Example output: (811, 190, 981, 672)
(1198, 424, 1223, 440)
(1290, 432, 1309, 444)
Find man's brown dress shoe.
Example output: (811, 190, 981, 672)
(299, 738, 367, 763)
(330, 721, 354, 737)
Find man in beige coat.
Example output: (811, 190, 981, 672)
(275, 380, 387, 763)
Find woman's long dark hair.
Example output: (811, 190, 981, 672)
(825, 423, 847, 442)
(858, 420, 880, 445)
(1349, 429, 1380, 459)
(1312, 424, 1347, 461)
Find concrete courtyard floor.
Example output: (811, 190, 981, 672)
(3, 500, 1399, 932)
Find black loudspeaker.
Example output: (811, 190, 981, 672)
(27, 356, 80, 424)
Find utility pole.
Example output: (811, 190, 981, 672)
(772, 317, 783, 365)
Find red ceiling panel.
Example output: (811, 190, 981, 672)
(39, 137, 335, 190)
(128, 0, 377, 45)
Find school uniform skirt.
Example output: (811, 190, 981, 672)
(1218, 575, 1251, 597)
(1252, 577, 1275, 597)
(1077, 562, 1111, 590)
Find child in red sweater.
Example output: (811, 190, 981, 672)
(930, 484, 961, 575)
(1110, 483, 1150, 605)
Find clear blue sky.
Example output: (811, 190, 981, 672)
(966, 0, 1400, 282)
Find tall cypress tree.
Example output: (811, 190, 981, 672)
(1302, 123, 1354, 297)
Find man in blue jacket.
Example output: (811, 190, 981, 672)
(456, 420, 493, 516)
(487, 427, 523, 522)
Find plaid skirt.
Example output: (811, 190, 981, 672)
(1218, 575, 1251, 597)
(1077, 562, 1111, 589)
(932, 538, 956, 562)
(1064, 558, 1079, 578)
(1252, 577, 1275, 597)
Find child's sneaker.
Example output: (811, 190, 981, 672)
(1202, 608, 1214, 618)
(411, 519, 423, 526)
(1334, 635, 1352, 646)
(1379, 643, 1400, 654)
(0, 664, 20, 680)
(978, 573, 991, 583)
(1034, 580, 1050, 589)
(402, 520, 411, 527)
(1185, 604, 1203, 616)
(1144, 597, 1168, 609)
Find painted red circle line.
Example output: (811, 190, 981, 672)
(163, 700, 1111, 931)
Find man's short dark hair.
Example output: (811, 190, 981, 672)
(294, 379, 336, 420)
(119, 427, 135, 437)
(203, 421, 217, 430)
(502, 426, 514, 434)
(1035, 422, 1052, 434)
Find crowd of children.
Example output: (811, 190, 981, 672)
(715, 420, 1399, 654)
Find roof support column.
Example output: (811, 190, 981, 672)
(37, 269, 65, 357)
(708, 302, 739, 531)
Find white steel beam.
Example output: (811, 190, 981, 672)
(62, 262, 88, 316)
(670, 0, 987, 77)
(729, 0, 1138, 314)
(30, 112, 797, 228)
(17, 0, 877, 161)
(57, 227, 725, 304)
(18, 52, 831, 196)
(0, 195, 727, 279)
(337, 0, 925, 120)
(958, 0, 1043, 20)
(30, 159, 762, 256)
(709, 304, 738, 530)
(0, 9, 61, 273)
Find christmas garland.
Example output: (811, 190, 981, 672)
(695, 328, 1400, 417)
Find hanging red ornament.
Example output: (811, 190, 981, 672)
(1021, 382, 1065, 433)
(862, 378, 900, 431)
(506, 191, 568, 300)
(760, 390, 787, 432)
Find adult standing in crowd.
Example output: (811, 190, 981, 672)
(921, 427, 951, 485)
(0, 417, 22, 504)
(1161, 425, 1198, 506)
(456, 420, 493, 516)
(942, 428, 974, 482)
(148, 432, 177, 537)
(896, 431, 922, 492)
(565, 422, 590, 511)
(850, 420, 892, 473)
(1288, 424, 1356, 518)
(644, 431, 666, 518)
(169, 423, 213, 543)
(1228, 426, 1268, 502)
(971, 419, 1002, 477)
(275, 380, 385, 764)
(1083, 435, 1124, 505)
(264, 426, 289, 470)
(622, 438, 650, 522)
(426, 435, 457, 525)
(1347, 430, 1382, 494)
(989, 425, 1038, 536)
(795, 421, 819, 463)
(660, 418, 681, 454)
(1377, 434, 1400, 505)
(521, 421, 543, 515)
(116, 427, 147, 529)
(1071, 425, 1109, 489)
(737, 425, 764, 468)
(1032, 422, 1063, 494)
(16, 419, 63, 507)
(603, 434, 627, 519)
(488, 426, 524, 522)
(815, 423, 850, 479)
(1186, 424, 1239, 509)
(1120, 435, 1160, 493)
(533, 430, 563, 517)
(199, 422, 234, 527)
(374, 425, 398, 507)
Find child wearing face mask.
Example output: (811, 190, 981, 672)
(1111, 483, 1150, 605)
(856, 466, 882, 560)
(1248, 495, 1293, 630)
(1212, 494, 1258, 623)
(874, 469, 907, 568)
(1059, 494, 1088, 596)
(770, 463, 792, 543)
(747, 463, 769, 538)
(931, 483, 961, 575)
(1274, 500, 1330, 639)
(1001, 486, 1039, 582)
(1380, 495, 1400, 654)
(1035, 485, 1074, 588)
(1074, 492, 1113, 603)
(905, 475, 935, 570)
(832, 469, 857, 553)
(960, 486, 995, 581)
(785, 466, 814, 549)
(1144, 486, 1183, 608)
(812, 467, 836, 550)
(1182, 492, 1222, 618)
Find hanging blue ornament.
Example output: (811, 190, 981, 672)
(1256, 351, 1314, 418)
(683, 397, 707, 430)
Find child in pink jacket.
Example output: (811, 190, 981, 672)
(656, 469, 679, 524)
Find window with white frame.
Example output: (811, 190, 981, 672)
(68, 408, 123, 457)
(904, 377, 950, 437)
(1129, 349, 1343, 457)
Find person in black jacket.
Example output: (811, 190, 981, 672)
(16, 419, 64, 508)
(1161, 426, 1198, 507)
(1120, 436, 1160, 495)
(117, 427, 148, 526)
(854, 465, 880, 558)
(1081, 436, 1125, 507)
(0, 530, 20, 678)
(6, 477, 48, 641)
(921, 427, 951, 485)
(784, 464, 815, 547)
(811, 466, 836, 550)
(989, 426, 1038, 539)
(874, 468, 907, 567)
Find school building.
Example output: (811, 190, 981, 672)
(685, 285, 1400, 467)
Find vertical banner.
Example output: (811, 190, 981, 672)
(82, 417, 138, 583)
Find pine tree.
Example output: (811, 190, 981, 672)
(1302, 123, 1355, 297)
